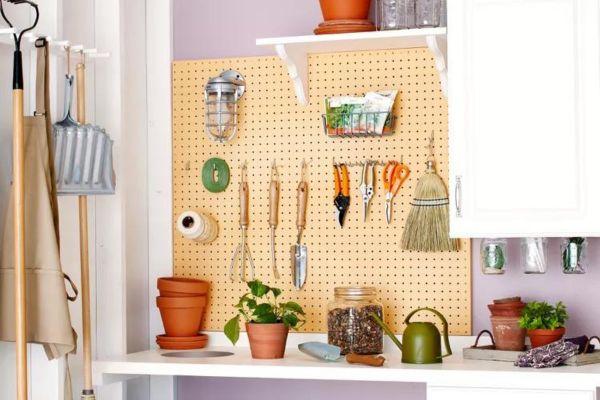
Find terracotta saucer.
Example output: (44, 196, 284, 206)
(314, 24, 375, 35)
(319, 19, 374, 27)
(156, 333, 208, 350)
(156, 333, 208, 343)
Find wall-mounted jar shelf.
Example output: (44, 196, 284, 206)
(256, 28, 447, 106)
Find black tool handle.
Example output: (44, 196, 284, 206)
(13, 50, 23, 89)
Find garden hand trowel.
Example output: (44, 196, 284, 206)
(291, 163, 308, 289)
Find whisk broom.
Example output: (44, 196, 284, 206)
(401, 133, 458, 252)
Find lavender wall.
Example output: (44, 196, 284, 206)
(173, 0, 599, 397)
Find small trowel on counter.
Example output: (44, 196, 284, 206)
(298, 342, 385, 367)
(291, 160, 309, 289)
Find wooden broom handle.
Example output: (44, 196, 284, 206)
(13, 88, 28, 400)
(76, 58, 94, 393)
(76, 62, 86, 124)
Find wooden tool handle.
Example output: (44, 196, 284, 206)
(269, 180, 279, 227)
(296, 181, 308, 229)
(76, 62, 86, 124)
(240, 181, 249, 227)
(345, 353, 386, 367)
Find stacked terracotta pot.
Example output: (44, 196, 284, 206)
(488, 297, 526, 351)
(156, 277, 209, 350)
(315, 0, 376, 34)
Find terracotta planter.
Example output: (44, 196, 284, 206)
(246, 322, 289, 359)
(488, 302, 526, 318)
(157, 296, 206, 337)
(528, 327, 566, 348)
(158, 277, 209, 297)
(319, 0, 371, 21)
(490, 316, 526, 351)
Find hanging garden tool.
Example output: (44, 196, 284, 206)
(230, 162, 255, 281)
(0, 2, 39, 399)
(383, 160, 410, 224)
(358, 160, 375, 222)
(333, 163, 350, 227)
(401, 133, 459, 252)
(53, 49, 115, 195)
(292, 160, 309, 289)
(269, 161, 280, 279)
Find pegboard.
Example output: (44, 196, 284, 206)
(172, 48, 471, 335)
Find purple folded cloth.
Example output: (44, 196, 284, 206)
(515, 340, 578, 368)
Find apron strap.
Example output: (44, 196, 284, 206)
(63, 273, 79, 302)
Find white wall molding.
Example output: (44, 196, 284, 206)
(146, 0, 175, 398)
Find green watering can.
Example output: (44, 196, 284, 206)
(373, 307, 452, 364)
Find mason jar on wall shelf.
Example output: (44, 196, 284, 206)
(521, 237, 548, 274)
(561, 237, 587, 274)
(480, 238, 507, 275)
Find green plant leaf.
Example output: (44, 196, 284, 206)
(248, 280, 269, 298)
(253, 312, 279, 323)
(246, 299, 257, 310)
(252, 303, 273, 317)
(282, 313, 299, 328)
(282, 301, 305, 315)
(519, 301, 568, 330)
(271, 288, 282, 298)
(224, 315, 240, 345)
(235, 293, 251, 309)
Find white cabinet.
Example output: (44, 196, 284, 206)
(448, 0, 600, 237)
(428, 387, 596, 400)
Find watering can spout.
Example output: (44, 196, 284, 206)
(370, 313, 402, 351)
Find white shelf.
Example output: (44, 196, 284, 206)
(256, 28, 447, 105)
(93, 333, 600, 392)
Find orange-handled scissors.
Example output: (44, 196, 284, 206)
(383, 161, 410, 224)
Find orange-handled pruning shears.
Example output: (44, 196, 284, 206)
(333, 163, 350, 227)
(383, 161, 410, 224)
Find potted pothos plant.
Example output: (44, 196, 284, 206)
(224, 280, 305, 359)
(519, 301, 568, 348)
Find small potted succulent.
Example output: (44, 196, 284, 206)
(519, 301, 568, 348)
(224, 280, 305, 359)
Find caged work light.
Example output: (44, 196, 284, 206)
(204, 69, 246, 143)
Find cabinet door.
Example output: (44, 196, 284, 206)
(448, 0, 600, 237)
(428, 387, 595, 400)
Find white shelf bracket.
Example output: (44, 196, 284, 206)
(275, 43, 309, 106)
(426, 34, 448, 97)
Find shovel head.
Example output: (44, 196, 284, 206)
(291, 244, 307, 289)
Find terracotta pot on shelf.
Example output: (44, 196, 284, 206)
(319, 0, 371, 21)
(246, 322, 289, 359)
(528, 327, 566, 348)
(488, 301, 526, 318)
(157, 296, 206, 337)
(158, 277, 209, 298)
(490, 316, 526, 351)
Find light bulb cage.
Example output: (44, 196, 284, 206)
(204, 69, 246, 143)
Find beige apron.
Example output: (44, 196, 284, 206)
(0, 40, 77, 384)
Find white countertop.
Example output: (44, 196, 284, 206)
(93, 333, 600, 391)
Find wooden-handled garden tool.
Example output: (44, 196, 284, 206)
(230, 163, 255, 281)
(269, 161, 280, 279)
(0, 2, 39, 399)
(291, 160, 309, 289)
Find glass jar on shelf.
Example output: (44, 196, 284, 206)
(480, 238, 507, 275)
(327, 287, 384, 355)
(377, 0, 415, 30)
(561, 237, 587, 274)
(521, 237, 548, 274)
(415, 0, 441, 27)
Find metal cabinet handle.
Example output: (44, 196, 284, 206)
(455, 176, 462, 218)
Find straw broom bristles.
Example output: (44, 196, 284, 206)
(401, 159, 459, 252)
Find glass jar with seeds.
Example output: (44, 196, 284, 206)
(480, 238, 507, 274)
(521, 237, 548, 274)
(561, 237, 587, 274)
(327, 287, 384, 355)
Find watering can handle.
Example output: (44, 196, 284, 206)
(404, 307, 452, 358)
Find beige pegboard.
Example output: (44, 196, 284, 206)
(172, 48, 471, 335)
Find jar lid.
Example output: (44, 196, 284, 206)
(334, 287, 377, 300)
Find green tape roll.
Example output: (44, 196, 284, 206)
(202, 158, 230, 193)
